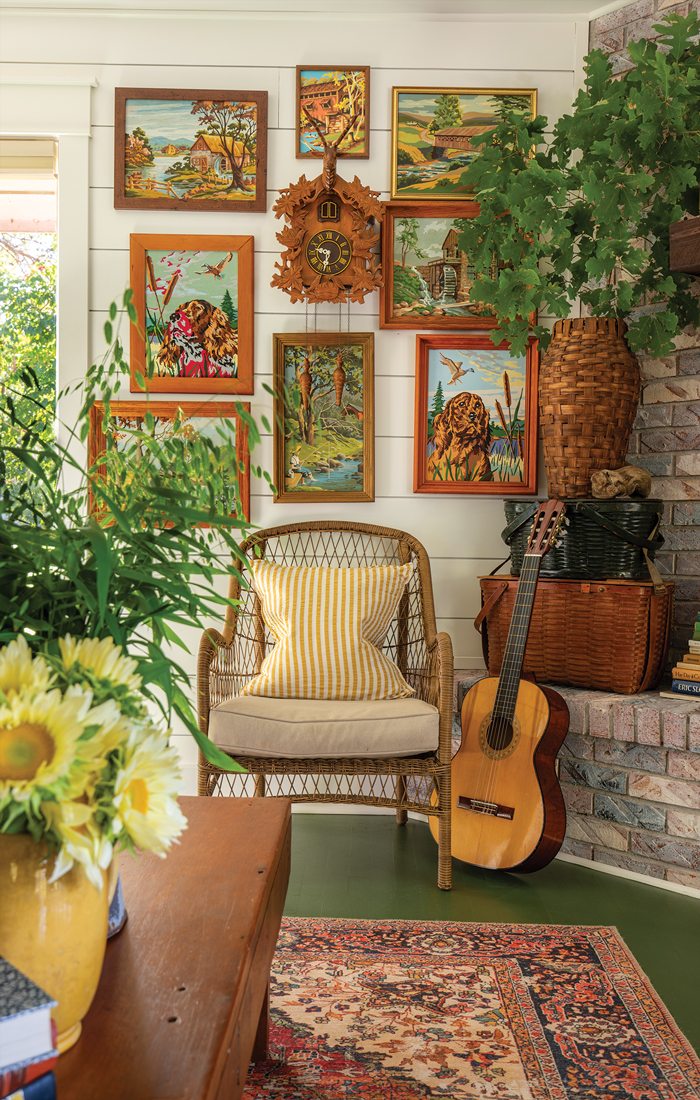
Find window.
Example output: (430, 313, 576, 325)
(0, 139, 57, 502)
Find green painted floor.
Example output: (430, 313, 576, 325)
(284, 813, 700, 1051)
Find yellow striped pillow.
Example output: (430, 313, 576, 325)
(240, 560, 415, 700)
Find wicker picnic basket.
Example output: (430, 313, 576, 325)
(539, 318, 641, 498)
(503, 498, 664, 581)
(476, 575, 673, 694)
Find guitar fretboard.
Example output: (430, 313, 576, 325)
(492, 552, 541, 722)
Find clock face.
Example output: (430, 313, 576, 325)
(305, 230, 352, 276)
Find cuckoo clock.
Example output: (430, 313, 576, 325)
(272, 111, 383, 304)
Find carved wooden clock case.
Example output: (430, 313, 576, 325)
(272, 113, 383, 304)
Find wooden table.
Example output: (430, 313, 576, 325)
(56, 796, 291, 1100)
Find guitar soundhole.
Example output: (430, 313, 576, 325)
(479, 712, 520, 760)
(487, 717, 514, 752)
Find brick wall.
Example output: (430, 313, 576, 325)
(456, 674, 700, 892)
(589, 0, 700, 667)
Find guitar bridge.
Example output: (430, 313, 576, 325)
(457, 796, 515, 820)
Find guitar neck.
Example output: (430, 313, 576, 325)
(493, 553, 542, 720)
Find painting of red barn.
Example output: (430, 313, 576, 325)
(114, 88, 268, 212)
(296, 67, 369, 158)
(129, 234, 254, 394)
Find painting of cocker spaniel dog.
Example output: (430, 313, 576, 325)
(130, 235, 253, 393)
(414, 335, 538, 495)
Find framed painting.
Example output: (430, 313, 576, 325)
(296, 66, 370, 158)
(414, 334, 538, 495)
(380, 201, 499, 329)
(88, 400, 251, 521)
(129, 234, 254, 394)
(114, 87, 268, 212)
(273, 332, 374, 503)
(391, 86, 537, 200)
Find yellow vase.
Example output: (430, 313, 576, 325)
(0, 833, 109, 1054)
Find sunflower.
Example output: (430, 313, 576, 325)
(0, 636, 53, 700)
(59, 637, 142, 695)
(112, 728, 186, 855)
(0, 686, 96, 799)
(42, 800, 113, 890)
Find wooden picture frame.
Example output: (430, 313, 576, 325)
(391, 86, 537, 201)
(273, 332, 374, 503)
(88, 400, 251, 521)
(129, 234, 254, 394)
(380, 201, 499, 330)
(295, 66, 370, 159)
(114, 87, 268, 213)
(414, 334, 538, 495)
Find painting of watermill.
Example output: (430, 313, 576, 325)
(273, 332, 374, 503)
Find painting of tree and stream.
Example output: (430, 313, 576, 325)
(274, 334, 374, 502)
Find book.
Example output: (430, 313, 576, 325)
(680, 654, 700, 666)
(0, 1046, 57, 1097)
(666, 679, 700, 697)
(2, 1071, 56, 1100)
(671, 665, 700, 682)
(0, 961, 55, 1075)
(689, 640, 700, 653)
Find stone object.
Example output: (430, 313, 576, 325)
(591, 464, 652, 499)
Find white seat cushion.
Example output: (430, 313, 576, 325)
(209, 696, 440, 759)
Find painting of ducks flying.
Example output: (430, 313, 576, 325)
(129, 234, 254, 394)
(273, 332, 374, 503)
(414, 334, 539, 495)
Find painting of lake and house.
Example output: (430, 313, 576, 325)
(391, 87, 536, 199)
(114, 89, 268, 211)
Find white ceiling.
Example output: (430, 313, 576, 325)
(0, 0, 634, 18)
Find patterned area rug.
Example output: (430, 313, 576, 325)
(244, 918, 699, 1100)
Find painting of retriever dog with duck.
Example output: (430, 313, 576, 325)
(129, 235, 253, 394)
(414, 335, 538, 495)
(273, 332, 374, 503)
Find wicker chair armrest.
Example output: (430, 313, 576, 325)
(197, 628, 229, 737)
(428, 630, 454, 763)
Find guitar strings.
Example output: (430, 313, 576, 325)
(480, 553, 541, 812)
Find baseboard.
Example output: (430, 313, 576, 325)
(556, 852, 700, 900)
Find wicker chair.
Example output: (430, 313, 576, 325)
(197, 520, 454, 889)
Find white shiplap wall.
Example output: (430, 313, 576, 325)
(1, 6, 586, 791)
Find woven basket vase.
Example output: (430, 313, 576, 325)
(539, 318, 641, 497)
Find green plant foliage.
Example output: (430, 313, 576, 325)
(0, 291, 273, 772)
(456, 12, 700, 356)
(0, 235, 56, 504)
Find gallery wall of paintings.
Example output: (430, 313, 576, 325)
(71, 12, 580, 677)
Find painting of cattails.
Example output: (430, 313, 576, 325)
(129, 234, 254, 394)
(414, 334, 539, 495)
(273, 332, 374, 503)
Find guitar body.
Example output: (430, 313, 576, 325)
(429, 676, 569, 871)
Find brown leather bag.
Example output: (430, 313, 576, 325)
(476, 575, 673, 695)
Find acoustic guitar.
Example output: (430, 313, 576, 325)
(429, 499, 569, 872)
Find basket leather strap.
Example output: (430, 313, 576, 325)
(639, 585, 672, 692)
(474, 580, 510, 633)
(501, 502, 539, 545)
(576, 502, 664, 552)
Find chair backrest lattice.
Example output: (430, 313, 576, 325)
(211, 521, 437, 705)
